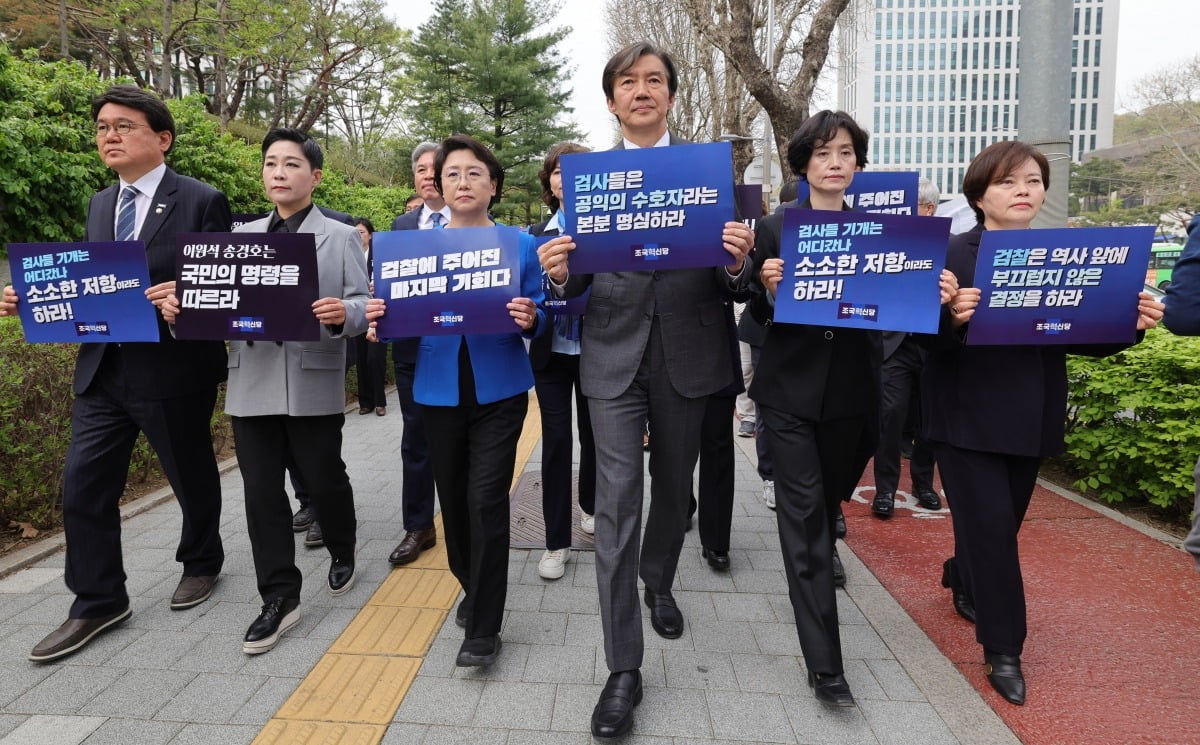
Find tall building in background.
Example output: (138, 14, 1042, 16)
(837, 0, 1118, 197)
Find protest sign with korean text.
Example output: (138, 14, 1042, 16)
(795, 171, 919, 215)
(373, 226, 521, 337)
(774, 210, 950, 333)
(172, 232, 320, 341)
(559, 142, 736, 273)
(966, 225, 1153, 345)
(6, 241, 159, 343)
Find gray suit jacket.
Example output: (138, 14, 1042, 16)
(224, 208, 370, 417)
(561, 132, 747, 400)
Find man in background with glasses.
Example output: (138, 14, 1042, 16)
(2, 84, 231, 662)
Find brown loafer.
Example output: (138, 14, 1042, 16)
(389, 528, 437, 566)
(29, 607, 131, 662)
(171, 575, 217, 610)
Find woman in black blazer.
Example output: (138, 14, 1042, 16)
(924, 140, 1163, 706)
(527, 142, 596, 580)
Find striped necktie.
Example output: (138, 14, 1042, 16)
(116, 186, 139, 241)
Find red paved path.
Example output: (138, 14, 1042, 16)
(847, 461, 1200, 745)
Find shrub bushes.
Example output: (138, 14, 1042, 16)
(1062, 327, 1200, 516)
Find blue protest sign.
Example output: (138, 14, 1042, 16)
(773, 210, 950, 333)
(373, 226, 521, 337)
(795, 171, 919, 215)
(6, 241, 159, 343)
(560, 142, 736, 273)
(966, 225, 1153, 345)
(172, 232, 320, 341)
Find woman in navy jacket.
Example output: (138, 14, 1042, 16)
(367, 135, 546, 668)
(925, 140, 1163, 706)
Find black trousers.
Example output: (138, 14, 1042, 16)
(352, 335, 388, 410)
(761, 405, 866, 675)
(934, 442, 1039, 656)
(393, 353, 437, 532)
(424, 347, 527, 640)
(874, 340, 935, 495)
(695, 393, 736, 553)
(233, 413, 356, 601)
(533, 352, 596, 550)
(63, 348, 223, 619)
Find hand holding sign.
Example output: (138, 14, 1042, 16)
(0, 285, 17, 316)
(538, 234, 575, 285)
(722, 221, 754, 274)
(760, 258, 785, 297)
(1136, 291, 1164, 331)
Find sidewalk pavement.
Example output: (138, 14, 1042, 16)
(0, 400, 1023, 745)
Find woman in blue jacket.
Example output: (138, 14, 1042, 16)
(368, 134, 546, 668)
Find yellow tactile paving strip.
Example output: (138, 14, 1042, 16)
(252, 397, 542, 745)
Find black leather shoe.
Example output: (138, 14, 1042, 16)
(456, 634, 501, 667)
(454, 600, 468, 628)
(834, 507, 847, 539)
(941, 558, 976, 623)
(591, 669, 642, 738)
(328, 557, 356, 596)
(808, 670, 855, 707)
(243, 597, 300, 654)
(702, 547, 730, 571)
(832, 548, 847, 588)
(304, 520, 324, 547)
(984, 651, 1026, 705)
(292, 507, 313, 532)
(871, 492, 895, 518)
(643, 589, 683, 639)
(915, 488, 942, 510)
(389, 528, 437, 566)
(29, 607, 131, 662)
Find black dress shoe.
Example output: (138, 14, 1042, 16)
(871, 492, 895, 518)
(915, 488, 942, 510)
(643, 589, 683, 639)
(454, 600, 468, 629)
(456, 634, 501, 667)
(243, 597, 300, 654)
(834, 507, 847, 539)
(304, 520, 324, 547)
(328, 557, 356, 596)
(941, 558, 976, 623)
(592, 669, 642, 738)
(389, 527, 437, 566)
(702, 547, 730, 571)
(292, 507, 313, 532)
(831, 548, 847, 587)
(29, 607, 131, 662)
(808, 670, 855, 707)
(984, 651, 1026, 705)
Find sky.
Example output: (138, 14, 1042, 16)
(384, 0, 1200, 152)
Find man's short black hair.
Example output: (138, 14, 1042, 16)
(433, 134, 505, 208)
(602, 42, 679, 101)
(786, 110, 870, 181)
(91, 85, 176, 153)
(261, 128, 324, 170)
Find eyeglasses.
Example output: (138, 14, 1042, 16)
(95, 120, 149, 137)
(442, 168, 490, 185)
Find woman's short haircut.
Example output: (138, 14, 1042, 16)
(433, 134, 504, 208)
(538, 142, 590, 211)
(786, 110, 870, 180)
(961, 140, 1050, 224)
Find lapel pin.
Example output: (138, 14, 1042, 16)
(155, 203, 166, 214)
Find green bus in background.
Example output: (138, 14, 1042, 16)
(1148, 242, 1184, 289)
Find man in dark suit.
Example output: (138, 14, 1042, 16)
(1, 85, 230, 662)
(381, 141, 447, 567)
(537, 42, 754, 739)
(871, 178, 944, 518)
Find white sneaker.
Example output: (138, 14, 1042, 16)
(538, 548, 571, 579)
(762, 480, 776, 510)
(580, 513, 595, 535)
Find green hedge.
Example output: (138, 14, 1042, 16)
(1062, 327, 1200, 515)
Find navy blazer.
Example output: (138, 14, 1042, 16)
(413, 229, 547, 406)
(76, 167, 230, 399)
(1163, 214, 1200, 335)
